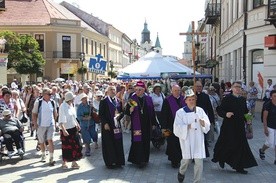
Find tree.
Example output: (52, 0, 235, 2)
(108, 71, 117, 78)
(0, 31, 45, 75)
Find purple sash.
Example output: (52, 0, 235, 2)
(130, 94, 154, 142)
(106, 97, 122, 139)
(167, 95, 186, 118)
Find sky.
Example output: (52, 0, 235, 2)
(54, 0, 206, 59)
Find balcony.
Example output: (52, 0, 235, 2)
(205, 3, 221, 25)
(44, 51, 82, 60)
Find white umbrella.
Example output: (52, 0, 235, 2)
(54, 78, 65, 82)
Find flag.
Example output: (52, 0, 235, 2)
(257, 71, 264, 89)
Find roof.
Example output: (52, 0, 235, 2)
(60, 1, 110, 36)
(0, 0, 52, 25)
(0, 0, 99, 33)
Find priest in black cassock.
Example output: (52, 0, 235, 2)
(212, 81, 257, 174)
(99, 86, 125, 169)
(160, 85, 186, 168)
(125, 81, 157, 168)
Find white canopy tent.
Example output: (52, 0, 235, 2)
(117, 51, 203, 79)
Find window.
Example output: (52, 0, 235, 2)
(252, 49, 264, 63)
(91, 40, 94, 55)
(35, 34, 44, 52)
(95, 42, 97, 55)
(253, 0, 264, 9)
(103, 45, 106, 57)
(85, 38, 88, 54)
(62, 36, 71, 58)
(81, 37, 84, 53)
(99, 43, 102, 55)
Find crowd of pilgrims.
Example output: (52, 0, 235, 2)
(0, 78, 260, 181)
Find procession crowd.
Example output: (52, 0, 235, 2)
(0, 77, 276, 183)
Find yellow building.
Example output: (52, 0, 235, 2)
(0, 0, 109, 83)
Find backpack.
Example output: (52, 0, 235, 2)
(37, 98, 56, 120)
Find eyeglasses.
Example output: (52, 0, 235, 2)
(44, 93, 51, 96)
(233, 85, 241, 88)
(128, 88, 133, 89)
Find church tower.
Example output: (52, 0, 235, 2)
(141, 20, 152, 52)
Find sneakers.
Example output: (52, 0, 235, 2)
(177, 172, 185, 182)
(17, 148, 24, 155)
(41, 155, 46, 162)
(49, 157, 56, 166)
(259, 148, 265, 160)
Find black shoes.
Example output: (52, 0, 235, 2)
(219, 161, 225, 169)
(259, 148, 265, 160)
(177, 172, 185, 182)
(236, 169, 248, 174)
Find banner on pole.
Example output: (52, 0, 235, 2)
(88, 54, 107, 74)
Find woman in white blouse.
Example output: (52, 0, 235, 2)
(59, 92, 82, 169)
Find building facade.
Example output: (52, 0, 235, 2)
(199, 0, 276, 96)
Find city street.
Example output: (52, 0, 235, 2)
(1, 112, 276, 183)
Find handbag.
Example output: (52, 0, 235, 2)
(92, 111, 100, 124)
(20, 112, 28, 123)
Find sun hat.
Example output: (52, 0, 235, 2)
(65, 92, 74, 102)
(95, 91, 104, 96)
(2, 109, 11, 116)
(79, 93, 88, 100)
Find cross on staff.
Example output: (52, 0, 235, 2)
(179, 21, 208, 84)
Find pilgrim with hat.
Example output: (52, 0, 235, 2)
(125, 81, 157, 168)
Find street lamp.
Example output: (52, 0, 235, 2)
(80, 52, 85, 82)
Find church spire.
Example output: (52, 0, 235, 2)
(155, 32, 161, 48)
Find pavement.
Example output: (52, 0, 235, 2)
(1, 112, 276, 183)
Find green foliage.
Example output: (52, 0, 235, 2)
(0, 30, 45, 74)
(77, 66, 88, 75)
(108, 71, 117, 78)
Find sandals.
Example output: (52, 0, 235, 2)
(62, 164, 68, 169)
(36, 144, 41, 151)
(71, 163, 80, 169)
(259, 148, 265, 160)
